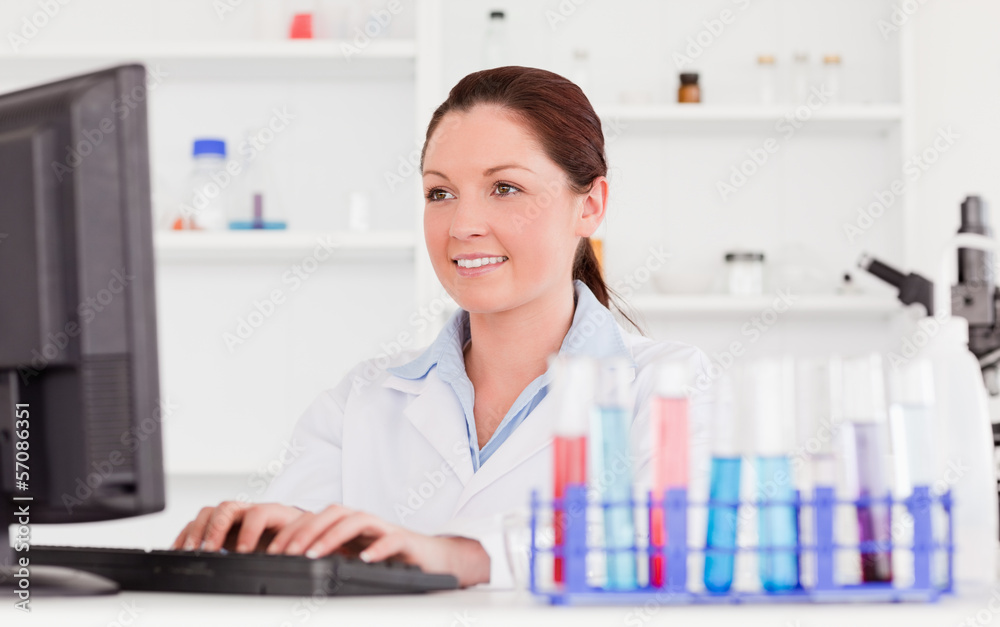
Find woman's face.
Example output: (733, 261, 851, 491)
(422, 105, 605, 314)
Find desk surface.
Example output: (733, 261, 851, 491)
(8, 475, 1000, 626)
(5, 588, 1000, 627)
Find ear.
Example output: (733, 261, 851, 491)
(575, 176, 608, 238)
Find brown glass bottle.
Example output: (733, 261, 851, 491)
(678, 72, 701, 103)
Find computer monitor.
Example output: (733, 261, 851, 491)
(0, 65, 165, 592)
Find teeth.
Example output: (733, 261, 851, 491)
(456, 256, 508, 268)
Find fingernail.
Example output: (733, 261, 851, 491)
(266, 545, 279, 555)
(305, 548, 320, 559)
(199, 541, 208, 551)
(359, 551, 372, 563)
(236, 544, 248, 553)
(183, 540, 195, 551)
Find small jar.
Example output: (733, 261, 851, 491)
(757, 54, 777, 105)
(678, 72, 700, 103)
(822, 54, 842, 104)
(791, 52, 810, 103)
(725, 251, 765, 296)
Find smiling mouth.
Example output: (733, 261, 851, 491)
(454, 256, 509, 269)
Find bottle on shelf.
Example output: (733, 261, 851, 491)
(570, 48, 591, 94)
(483, 10, 508, 69)
(822, 54, 843, 104)
(678, 72, 701, 104)
(757, 54, 777, 105)
(178, 138, 230, 231)
(791, 52, 811, 103)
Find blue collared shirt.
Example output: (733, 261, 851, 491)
(386, 279, 637, 471)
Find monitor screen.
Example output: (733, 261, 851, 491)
(0, 65, 165, 572)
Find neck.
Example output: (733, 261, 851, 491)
(464, 281, 577, 387)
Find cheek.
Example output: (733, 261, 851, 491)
(423, 210, 449, 251)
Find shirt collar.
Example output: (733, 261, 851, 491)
(386, 280, 636, 382)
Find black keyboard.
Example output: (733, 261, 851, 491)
(30, 545, 459, 596)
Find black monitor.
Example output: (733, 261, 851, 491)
(0, 65, 165, 593)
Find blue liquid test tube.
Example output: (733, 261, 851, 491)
(595, 358, 637, 591)
(704, 374, 741, 593)
(748, 358, 799, 592)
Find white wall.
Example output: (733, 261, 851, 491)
(3, 0, 998, 475)
(909, 0, 1000, 278)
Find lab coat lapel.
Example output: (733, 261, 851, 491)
(451, 391, 557, 514)
(385, 371, 475, 486)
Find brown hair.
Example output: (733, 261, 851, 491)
(420, 66, 642, 333)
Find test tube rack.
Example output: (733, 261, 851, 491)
(528, 485, 953, 605)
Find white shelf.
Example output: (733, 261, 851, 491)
(0, 39, 417, 80)
(154, 230, 416, 261)
(596, 104, 903, 133)
(629, 293, 900, 317)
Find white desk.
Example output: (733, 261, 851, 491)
(7, 476, 1000, 626)
(5, 588, 1000, 627)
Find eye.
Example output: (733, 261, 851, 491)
(494, 181, 521, 197)
(425, 188, 455, 202)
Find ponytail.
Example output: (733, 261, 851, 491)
(573, 238, 644, 334)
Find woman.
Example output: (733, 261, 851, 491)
(173, 66, 712, 588)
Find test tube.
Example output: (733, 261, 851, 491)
(842, 353, 893, 583)
(888, 358, 936, 588)
(704, 374, 741, 592)
(595, 358, 637, 590)
(649, 361, 690, 588)
(748, 357, 799, 592)
(551, 355, 596, 585)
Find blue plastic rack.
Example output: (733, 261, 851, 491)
(528, 485, 953, 605)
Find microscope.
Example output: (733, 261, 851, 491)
(859, 195, 1000, 527)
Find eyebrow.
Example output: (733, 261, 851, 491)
(423, 164, 534, 181)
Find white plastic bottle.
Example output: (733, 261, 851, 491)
(925, 232, 1000, 592)
(187, 139, 229, 231)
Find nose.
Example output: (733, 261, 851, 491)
(449, 196, 489, 241)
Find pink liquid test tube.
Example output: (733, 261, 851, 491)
(550, 355, 596, 585)
(649, 362, 690, 588)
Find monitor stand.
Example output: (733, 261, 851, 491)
(2, 500, 119, 597)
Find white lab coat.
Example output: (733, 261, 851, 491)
(262, 319, 715, 588)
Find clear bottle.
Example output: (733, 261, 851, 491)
(791, 52, 810, 103)
(185, 139, 229, 231)
(483, 10, 508, 69)
(822, 54, 843, 105)
(757, 54, 777, 106)
(570, 48, 591, 94)
(747, 357, 798, 592)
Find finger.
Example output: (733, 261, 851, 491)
(266, 511, 315, 554)
(181, 507, 217, 550)
(235, 505, 301, 553)
(357, 533, 407, 564)
(171, 522, 193, 550)
(274, 506, 354, 556)
(304, 513, 389, 559)
(201, 501, 250, 551)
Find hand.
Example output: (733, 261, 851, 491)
(172, 501, 305, 553)
(264, 504, 491, 588)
